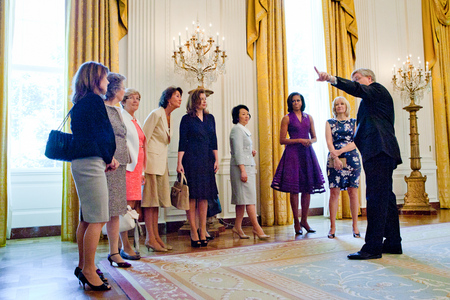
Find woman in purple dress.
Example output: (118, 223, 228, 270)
(271, 92, 325, 235)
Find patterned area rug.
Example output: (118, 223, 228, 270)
(100, 223, 450, 299)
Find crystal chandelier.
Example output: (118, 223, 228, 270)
(172, 20, 227, 87)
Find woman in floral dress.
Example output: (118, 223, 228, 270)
(326, 96, 361, 239)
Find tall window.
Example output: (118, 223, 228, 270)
(9, 0, 66, 169)
(285, 0, 330, 208)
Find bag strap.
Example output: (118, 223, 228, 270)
(178, 172, 188, 186)
(57, 107, 73, 131)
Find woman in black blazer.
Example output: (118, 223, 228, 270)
(71, 61, 118, 290)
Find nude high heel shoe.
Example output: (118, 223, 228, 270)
(252, 230, 270, 240)
(145, 243, 168, 252)
(232, 227, 250, 239)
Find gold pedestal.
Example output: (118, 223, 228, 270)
(400, 102, 436, 215)
(401, 171, 436, 214)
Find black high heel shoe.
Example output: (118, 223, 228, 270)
(190, 238, 201, 248)
(327, 230, 336, 239)
(74, 267, 82, 279)
(300, 222, 316, 233)
(78, 271, 111, 291)
(189, 231, 201, 248)
(198, 228, 214, 241)
(75, 267, 107, 282)
(108, 253, 132, 268)
(197, 229, 209, 247)
(353, 231, 361, 238)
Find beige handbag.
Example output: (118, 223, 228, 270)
(171, 173, 190, 210)
(327, 157, 347, 169)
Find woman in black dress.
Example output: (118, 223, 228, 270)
(177, 88, 219, 247)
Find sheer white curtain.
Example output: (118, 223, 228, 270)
(285, 0, 330, 213)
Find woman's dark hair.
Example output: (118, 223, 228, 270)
(71, 61, 109, 104)
(105, 72, 126, 100)
(186, 88, 208, 117)
(159, 86, 183, 108)
(231, 105, 250, 124)
(287, 92, 305, 112)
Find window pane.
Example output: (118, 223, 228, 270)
(285, 0, 330, 208)
(10, 70, 64, 168)
(9, 0, 65, 169)
(12, 0, 65, 67)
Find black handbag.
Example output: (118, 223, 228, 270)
(44, 109, 73, 162)
(207, 196, 222, 217)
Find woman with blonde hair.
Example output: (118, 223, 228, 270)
(177, 88, 219, 247)
(325, 96, 361, 238)
(120, 88, 146, 259)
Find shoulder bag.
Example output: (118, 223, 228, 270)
(44, 109, 73, 162)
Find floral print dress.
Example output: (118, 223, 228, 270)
(326, 118, 361, 190)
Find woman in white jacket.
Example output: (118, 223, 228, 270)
(229, 105, 269, 240)
(120, 88, 147, 260)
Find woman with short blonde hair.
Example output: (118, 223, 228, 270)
(325, 96, 361, 239)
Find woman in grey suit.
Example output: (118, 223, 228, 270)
(229, 105, 269, 240)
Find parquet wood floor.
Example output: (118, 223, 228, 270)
(1, 210, 449, 300)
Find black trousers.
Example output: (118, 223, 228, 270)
(361, 152, 402, 254)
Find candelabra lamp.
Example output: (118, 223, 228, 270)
(392, 55, 436, 214)
(172, 20, 227, 88)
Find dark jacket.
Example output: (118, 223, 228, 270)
(334, 77, 402, 166)
(70, 92, 116, 164)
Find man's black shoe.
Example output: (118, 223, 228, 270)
(347, 251, 382, 260)
(382, 246, 402, 254)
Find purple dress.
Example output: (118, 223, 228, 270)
(271, 112, 325, 194)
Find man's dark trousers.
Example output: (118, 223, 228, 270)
(361, 152, 402, 255)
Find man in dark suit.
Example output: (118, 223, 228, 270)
(315, 67, 403, 259)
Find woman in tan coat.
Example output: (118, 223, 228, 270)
(142, 86, 183, 251)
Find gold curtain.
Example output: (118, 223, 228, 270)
(62, 0, 128, 242)
(422, 0, 450, 208)
(0, 0, 8, 247)
(322, 0, 359, 218)
(247, 0, 291, 226)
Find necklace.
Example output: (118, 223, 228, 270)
(335, 118, 349, 124)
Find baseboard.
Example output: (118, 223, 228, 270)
(10, 225, 61, 239)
